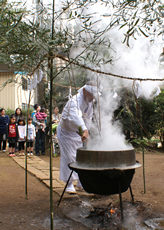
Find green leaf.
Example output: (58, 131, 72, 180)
(134, 18, 139, 26)
(69, 11, 72, 18)
(127, 27, 134, 34)
(139, 27, 149, 37)
(119, 23, 127, 29)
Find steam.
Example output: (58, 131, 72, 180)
(84, 19, 164, 151)
(88, 78, 133, 151)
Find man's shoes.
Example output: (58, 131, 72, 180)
(2, 150, 6, 152)
(41, 153, 45, 155)
(36, 153, 40, 156)
(30, 152, 33, 155)
(66, 191, 77, 194)
(66, 182, 77, 194)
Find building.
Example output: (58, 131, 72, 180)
(0, 64, 34, 110)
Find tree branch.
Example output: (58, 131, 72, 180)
(55, 53, 164, 82)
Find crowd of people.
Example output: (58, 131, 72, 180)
(1, 81, 99, 194)
(0, 105, 61, 157)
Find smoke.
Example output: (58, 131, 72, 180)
(63, 1, 164, 151)
(87, 77, 133, 151)
(85, 14, 164, 151)
(86, 30, 163, 150)
(64, 1, 164, 150)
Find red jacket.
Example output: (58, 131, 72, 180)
(6, 123, 19, 141)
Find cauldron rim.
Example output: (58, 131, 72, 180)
(69, 161, 141, 171)
(73, 147, 141, 170)
(78, 147, 135, 152)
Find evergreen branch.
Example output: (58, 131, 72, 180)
(29, 51, 164, 82)
(55, 53, 164, 82)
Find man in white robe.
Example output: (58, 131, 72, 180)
(57, 82, 99, 193)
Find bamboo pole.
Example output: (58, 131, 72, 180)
(25, 90, 31, 199)
(97, 75, 101, 132)
(140, 99, 146, 194)
(142, 146, 146, 193)
(50, 61, 54, 229)
(49, 0, 55, 229)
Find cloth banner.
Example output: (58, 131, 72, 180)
(28, 69, 44, 90)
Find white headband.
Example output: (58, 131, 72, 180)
(84, 85, 99, 95)
(78, 85, 100, 97)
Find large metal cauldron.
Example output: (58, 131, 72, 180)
(69, 148, 141, 195)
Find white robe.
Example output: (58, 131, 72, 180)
(57, 91, 93, 183)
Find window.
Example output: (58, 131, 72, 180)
(22, 77, 28, 90)
(22, 103, 28, 110)
(22, 103, 33, 110)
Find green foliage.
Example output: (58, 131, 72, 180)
(1, 0, 163, 75)
(5, 108, 33, 120)
(5, 108, 15, 117)
(115, 0, 164, 46)
(22, 108, 33, 119)
(1, 0, 164, 115)
(130, 138, 149, 148)
(152, 89, 164, 144)
(114, 88, 164, 142)
(0, 1, 27, 66)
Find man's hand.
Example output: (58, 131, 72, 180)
(81, 129, 89, 142)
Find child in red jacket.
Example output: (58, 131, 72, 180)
(6, 114, 19, 157)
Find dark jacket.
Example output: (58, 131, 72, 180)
(15, 115, 24, 125)
(6, 123, 19, 141)
(0, 115, 9, 134)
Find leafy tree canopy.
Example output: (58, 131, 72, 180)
(0, 0, 163, 77)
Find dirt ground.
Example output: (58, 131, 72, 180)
(0, 148, 164, 229)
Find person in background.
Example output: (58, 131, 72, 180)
(52, 106, 61, 124)
(35, 107, 47, 132)
(0, 108, 9, 152)
(6, 114, 19, 157)
(52, 106, 61, 138)
(15, 108, 24, 152)
(57, 81, 98, 194)
(32, 104, 41, 151)
(33, 107, 46, 156)
(18, 117, 26, 156)
(26, 117, 36, 156)
(31, 104, 40, 126)
(15, 108, 24, 124)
